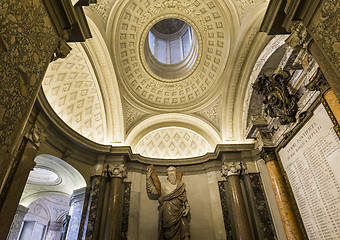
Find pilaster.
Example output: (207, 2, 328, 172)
(0, 118, 48, 239)
(6, 205, 29, 240)
(66, 187, 86, 240)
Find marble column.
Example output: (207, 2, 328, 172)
(66, 187, 86, 240)
(221, 162, 252, 240)
(6, 204, 29, 240)
(259, 147, 304, 240)
(84, 175, 106, 240)
(103, 164, 127, 240)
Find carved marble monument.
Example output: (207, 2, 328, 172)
(147, 166, 190, 240)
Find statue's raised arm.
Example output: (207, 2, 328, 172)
(146, 165, 162, 196)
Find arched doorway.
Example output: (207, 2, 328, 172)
(7, 154, 86, 240)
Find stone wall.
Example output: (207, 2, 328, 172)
(0, 0, 58, 193)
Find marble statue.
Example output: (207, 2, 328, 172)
(147, 165, 190, 240)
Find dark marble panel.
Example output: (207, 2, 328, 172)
(121, 182, 131, 240)
(218, 181, 233, 240)
(0, 0, 57, 149)
(248, 173, 277, 240)
(85, 176, 103, 240)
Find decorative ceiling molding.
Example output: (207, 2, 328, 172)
(222, 10, 266, 141)
(122, 99, 149, 133)
(112, 0, 230, 109)
(194, 95, 221, 131)
(134, 127, 212, 159)
(234, 0, 261, 18)
(43, 43, 106, 144)
(86, 0, 115, 24)
(86, 19, 125, 143)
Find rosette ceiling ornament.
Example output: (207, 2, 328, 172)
(112, 0, 229, 109)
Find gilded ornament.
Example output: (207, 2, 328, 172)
(253, 71, 299, 125)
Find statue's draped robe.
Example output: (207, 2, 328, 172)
(158, 181, 190, 240)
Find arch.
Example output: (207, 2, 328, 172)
(20, 154, 86, 207)
(240, 35, 289, 139)
(125, 113, 222, 150)
(83, 18, 125, 144)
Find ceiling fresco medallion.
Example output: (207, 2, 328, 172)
(114, 0, 229, 107)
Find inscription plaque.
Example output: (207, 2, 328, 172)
(279, 104, 340, 240)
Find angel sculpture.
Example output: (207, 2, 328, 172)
(146, 165, 190, 240)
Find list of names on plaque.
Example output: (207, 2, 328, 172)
(279, 104, 340, 240)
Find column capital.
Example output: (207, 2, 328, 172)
(285, 21, 311, 49)
(258, 147, 277, 163)
(221, 162, 245, 178)
(306, 68, 330, 94)
(103, 164, 127, 178)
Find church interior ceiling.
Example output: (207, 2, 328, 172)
(41, 0, 277, 159)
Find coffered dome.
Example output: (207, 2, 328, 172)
(40, 0, 270, 158)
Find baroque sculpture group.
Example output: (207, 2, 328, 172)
(147, 166, 191, 240)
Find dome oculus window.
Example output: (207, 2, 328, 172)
(144, 18, 198, 80)
(148, 19, 193, 64)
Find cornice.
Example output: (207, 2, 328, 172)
(42, 0, 94, 41)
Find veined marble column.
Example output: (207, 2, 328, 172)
(66, 187, 86, 240)
(259, 148, 304, 240)
(6, 205, 29, 240)
(103, 165, 127, 240)
(221, 162, 252, 240)
(84, 175, 106, 240)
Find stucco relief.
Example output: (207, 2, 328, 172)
(43, 43, 106, 144)
(195, 96, 221, 131)
(123, 99, 149, 133)
(113, 0, 229, 108)
(134, 127, 212, 158)
(87, 0, 113, 23)
(234, 0, 259, 18)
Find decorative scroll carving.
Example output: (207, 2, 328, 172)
(26, 124, 47, 146)
(252, 71, 299, 125)
(258, 147, 277, 163)
(221, 162, 245, 177)
(53, 32, 72, 61)
(306, 68, 330, 94)
(103, 164, 127, 178)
